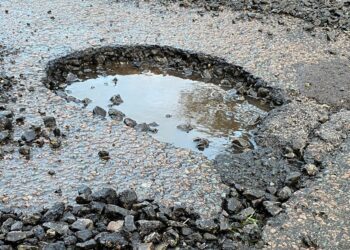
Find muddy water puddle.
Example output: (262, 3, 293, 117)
(66, 65, 267, 159)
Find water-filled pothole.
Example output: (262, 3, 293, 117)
(65, 64, 268, 158)
(45, 46, 283, 158)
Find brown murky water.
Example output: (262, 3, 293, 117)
(66, 66, 267, 159)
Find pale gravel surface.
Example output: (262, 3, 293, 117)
(0, 0, 349, 247)
(257, 99, 328, 150)
(263, 138, 350, 249)
(260, 108, 350, 249)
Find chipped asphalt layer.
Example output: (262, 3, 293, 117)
(0, 0, 349, 248)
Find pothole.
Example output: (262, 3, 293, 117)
(45, 45, 283, 158)
(64, 64, 268, 158)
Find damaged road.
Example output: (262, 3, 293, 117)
(0, 0, 349, 249)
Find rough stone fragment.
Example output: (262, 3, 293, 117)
(98, 150, 110, 160)
(110, 95, 123, 105)
(62, 212, 76, 224)
(107, 221, 124, 232)
(108, 108, 125, 121)
(105, 204, 135, 218)
(144, 232, 161, 243)
(19, 146, 30, 157)
(219, 213, 230, 231)
(0, 131, 10, 143)
(49, 137, 61, 149)
(76, 239, 97, 249)
(136, 220, 165, 236)
(21, 130, 36, 143)
(41, 202, 65, 222)
(64, 235, 77, 245)
(92, 188, 117, 204)
(285, 171, 301, 186)
(42, 241, 65, 250)
(43, 116, 56, 128)
(66, 73, 78, 83)
(304, 163, 318, 176)
(162, 229, 179, 247)
(242, 223, 260, 241)
(10, 221, 23, 231)
(243, 188, 265, 200)
(181, 227, 193, 236)
(71, 219, 93, 231)
(176, 123, 193, 133)
(263, 201, 282, 216)
(234, 207, 255, 222)
(124, 118, 137, 127)
(92, 106, 106, 117)
(225, 197, 243, 213)
(75, 229, 93, 242)
(137, 243, 154, 250)
(5, 231, 27, 242)
(42, 222, 69, 235)
(75, 192, 92, 204)
(135, 123, 150, 132)
(17, 245, 39, 250)
(204, 232, 217, 241)
(193, 137, 209, 151)
(277, 186, 292, 201)
(222, 239, 238, 250)
(0, 116, 12, 131)
(195, 219, 218, 232)
(118, 189, 138, 209)
(31, 225, 45, 240)
(95, 232, 128, 249)
(124, 215, 137, 232)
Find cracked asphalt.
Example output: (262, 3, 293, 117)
(0, 0, 349, 248)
